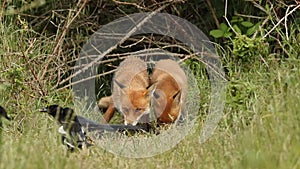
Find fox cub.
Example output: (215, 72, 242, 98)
(151, 59, 187, 124)
(98, 58, 187, 125)
(100, 57, 155, 126)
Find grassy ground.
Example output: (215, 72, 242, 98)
(1, 11, 300, 169)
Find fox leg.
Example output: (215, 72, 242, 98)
(102, 103, 115, 123)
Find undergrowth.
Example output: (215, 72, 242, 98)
(0, 0, 299, 169)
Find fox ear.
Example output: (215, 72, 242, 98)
(173, 90, 181, 104)
(114, 79, 126, 89)
(114, 79, 127, 95)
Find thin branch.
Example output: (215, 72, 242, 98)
(234, 13, 266, 19)
(252, 1, 268, 14)
(259, 54, 269, 68)
(148, 0, 186, 9)
(252, 13, 270, 39)
(56, 69, 117, 91)
(119, 36, 146, 48)
(284, 5, 292, 41)
(224, 0, 238, 35)
(263, 4, 300, 39)
(52, 0, 88, 55)
(41, 0, 88, 79)
(56, 50, 227, 91)
(19, 39, 47, 97)
(112, 0, 148, 10)
(55, 4, 168, 88)
(206, 0, 220, 29)
(178, 53, 228, 81)
(270, 35, 290, 57)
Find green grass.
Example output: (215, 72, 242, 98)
(1, 11, 300, 169)
(0, 67, 299, 169)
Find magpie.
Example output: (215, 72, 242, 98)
(0, 106, 11, 128)
(40, 105, 155, 150)
(40, 105, 92, 151)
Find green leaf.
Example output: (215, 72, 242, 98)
(219, 23, 228, 32)
(231, 16, 243, 23)
(233, 24, 242, 34)
(224, 32, 233, 38)
(210, 29, 224, 38)
(246, 22, 260, 36)
(241, 21, 254, 27)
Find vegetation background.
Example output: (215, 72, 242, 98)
(0, 0, 299, 168)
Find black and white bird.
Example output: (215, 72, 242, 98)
(40, 105, 92, 151)
(0, 106, 11, 128)
(40, 105, 154, 151)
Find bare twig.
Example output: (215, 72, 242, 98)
(234, 13, 266, 19)
(119, 36, 146, 48)
(253, 14, 270, 39)
(148, 0, 186, 9)
(252, 1, 268, 14)
(263, 4, 300, 39)
(56, 50, 228, 91)
(54, 4, 168, 89)
(178, 53, 228, 81)
(271, 35, 290, 57)
(284, 5, 292, 41)
(52, 0, 88, 55)
(41, 0, 88, 79)
(19, 39, 47, 97)
(112, 0, 147, 10)
(259, 54, 269, 68)
(224, 0, 238, 35)
(56, 69, 117, 91)
(206, 0, 220, 29)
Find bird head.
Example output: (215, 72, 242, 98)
(40, 105, 75, 124)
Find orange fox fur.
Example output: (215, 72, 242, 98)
(150, 59, 187, 124)
(99, 57, 154, 126)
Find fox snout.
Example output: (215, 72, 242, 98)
(121, 106, 151, 126)
(124, 115, 142, 126)
(101, 57, 153, 125)
(122, 106, 151, 126)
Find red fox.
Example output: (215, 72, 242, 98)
(99, 57, 155, 126)
(150, 59, 187, 124)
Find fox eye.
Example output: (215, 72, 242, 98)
(122, 107, 129, 113)
(135, 108, 142, 112)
